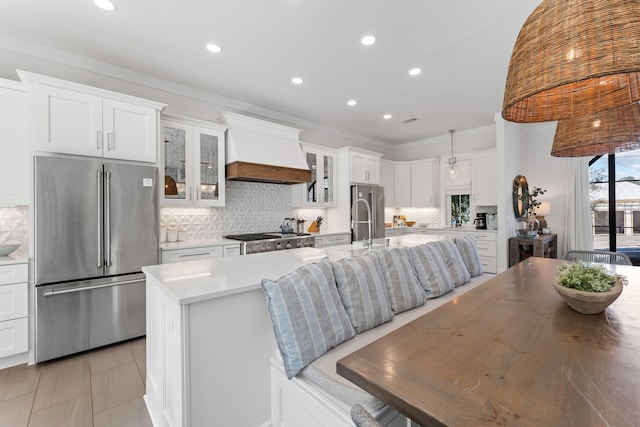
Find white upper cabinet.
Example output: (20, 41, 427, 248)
(0, 79, 29, 205)
(293, 143, 337, 207)
(410, 158, 439, 207)
(394, 162, 412, 207)
(379, 160, 395, 207)
(348, 148, 381, 184)
(20, 71, 165, 163)
(471, 149, 497, 205)
(379, 158, 440, 208)
(161, 115, 226, 207)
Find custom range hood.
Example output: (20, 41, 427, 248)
(219, 112, 311, 184)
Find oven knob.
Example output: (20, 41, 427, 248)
(276, 242, 283, 250)
(286, 241, 292, 249)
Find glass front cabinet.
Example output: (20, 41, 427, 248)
(293, 143, 337, 208)
(161, 114, 226, 207)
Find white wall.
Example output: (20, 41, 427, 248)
(524, 122, 566, 252)
(496, 115, 528, 271)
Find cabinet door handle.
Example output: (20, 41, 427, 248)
(97, 131, 103, 150)
(97, 170, 103, 268)
(189, 187, 192, 200)
(178, 252, 211, 258)
(107, 132, 114, 150)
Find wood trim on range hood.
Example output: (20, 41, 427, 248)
(226, 161, 311, 184)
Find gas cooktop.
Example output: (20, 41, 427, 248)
(225, 232, 311, 242)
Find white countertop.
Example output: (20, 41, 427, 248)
(0, 251, 30, 266)
(387, 226, 497, 233)
(143, 233, 444, 306)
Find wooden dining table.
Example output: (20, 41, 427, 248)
(337, 257, 640, 427)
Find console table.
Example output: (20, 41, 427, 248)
(508, 233, 557, 267)
(337, 258, 639, 426)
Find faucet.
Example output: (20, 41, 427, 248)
(352, 197, 373, 250)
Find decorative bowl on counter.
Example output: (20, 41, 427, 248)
(0, 244, 20, 257)
(404, 221, 416, 227)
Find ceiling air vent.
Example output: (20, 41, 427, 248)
(401, 117, 418, 124)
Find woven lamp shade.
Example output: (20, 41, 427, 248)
(502, 0, 640, 123)
(551, 103, 640, 157)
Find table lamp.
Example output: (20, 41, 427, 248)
(536, 202, 551, 232)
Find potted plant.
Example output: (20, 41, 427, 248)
(553, 261, 627, 314)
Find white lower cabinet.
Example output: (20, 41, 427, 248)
(472, 232, 497, 273)
(161, 243, 241, 263)
(0, 262, 29, 365)
(224, 245, 241, 257)
(314, 233, 351, 248)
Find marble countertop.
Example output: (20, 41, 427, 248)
(0, 251, 30, 266)
(143, 233, 444, 306)
(387, 225, 498, 233)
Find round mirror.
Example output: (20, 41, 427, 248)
(513, 175, 529, 218)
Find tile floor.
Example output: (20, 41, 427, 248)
(0, 337, 151, 427)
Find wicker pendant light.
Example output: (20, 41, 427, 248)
(502, 0, 640, 123)
(551, 102, 640, 157)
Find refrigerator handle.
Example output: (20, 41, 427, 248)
(369, 190, 376, 238)
(97, 170, 104, 268)
(105, 171, 112, 266)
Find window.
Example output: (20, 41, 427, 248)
(634, 211, 640, 234)
(589, 150, 640, 254)
(450, 194, 470, 225)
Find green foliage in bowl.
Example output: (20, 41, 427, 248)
(557, 261, 627, 292)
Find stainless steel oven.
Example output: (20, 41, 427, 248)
(224, 233, 315, 255)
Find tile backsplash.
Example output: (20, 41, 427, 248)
(0, 206, 29, 251)
(161, 181, 328, 239)
(385, 207, 441, 226)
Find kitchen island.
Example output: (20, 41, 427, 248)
(142, 234, 443, 427)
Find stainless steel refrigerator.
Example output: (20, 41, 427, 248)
(34, 156, 159, 362)
(351, 184, 385, 243)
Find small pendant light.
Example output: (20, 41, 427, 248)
(448, 129, 456, 175)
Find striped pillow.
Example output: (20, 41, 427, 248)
(410, 245, 455, 298)
(261, 257, 356, 379)
(432, 240, 471, 286)
(375, 247, 426, 314)
(454, 235, 484, 277)
(332, 253, 394, 333)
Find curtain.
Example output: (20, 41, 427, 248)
(562, 157, 593, 255)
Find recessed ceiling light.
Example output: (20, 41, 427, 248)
(93, 0, 117, 11)
(383, 114, 392, 120)
(206, 43, 223, 54)
(291, 77, 303, 85)
(409, 68, 422, 76)
(361, 35, 376, 46)
(347, 100, 357, 106)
